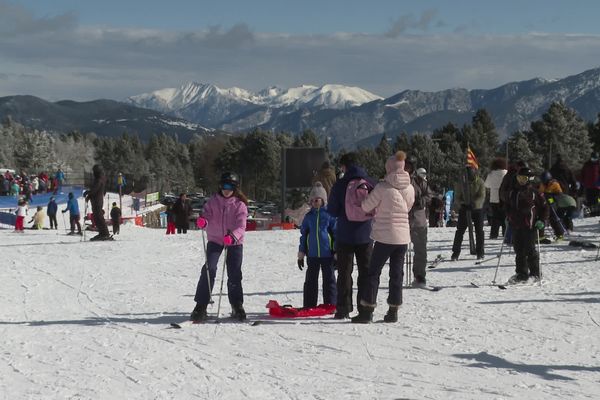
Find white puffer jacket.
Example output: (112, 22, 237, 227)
(361, 157, 415, 245)
(484, 169, 508, 204)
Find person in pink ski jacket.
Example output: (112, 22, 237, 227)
(352, 151, 415, 323)
(191, 172, 249, 322)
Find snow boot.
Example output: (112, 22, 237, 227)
(231, 304, 247, 321)
(383, 306, 399, 323)
(190, 303, 208, 322)
(507, 274, 528, 284)
(350, 308, 373, 324)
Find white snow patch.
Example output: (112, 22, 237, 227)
(1, 216, 599, 398)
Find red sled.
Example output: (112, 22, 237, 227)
(266, 300, 336, 318)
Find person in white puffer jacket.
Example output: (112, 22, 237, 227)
(351, 151, 415, 324)
(484, 158, 508, 239)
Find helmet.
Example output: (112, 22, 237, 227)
(220, 172, 239, 188)
(517, 167, 534, 177)
(540, 171, 552, 183)
(416, 168, 427, 178)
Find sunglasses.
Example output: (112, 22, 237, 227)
(516, 175, 532, 185)
(221, 183, 235, 191)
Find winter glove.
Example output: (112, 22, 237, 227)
(297, 251, 305, 271)
(297, 259, 304, 271)
(223, 234, 234, 246)
(534, 220, 545, 230)
(196, 217, 207, 229)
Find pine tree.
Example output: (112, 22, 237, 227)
(507, 131, 542, 172)
(529, 102, 592, 170)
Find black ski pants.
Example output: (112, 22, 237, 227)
(335, 241, 372, 315)
(91, 201, 110, 237)
(362, 242, 407, 307)
(512, 228, 539, 279)
(489, 202, 506, 239)
(452, 208, 485, 257)
(48, 213, 57, 229)
(303, 257, 337, 308)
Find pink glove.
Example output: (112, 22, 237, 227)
(196, 217, 207, 229)
(223, 235, 234, 246)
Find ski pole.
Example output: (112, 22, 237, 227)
(492, 230, 507, 284)
(201, 228, 213, 304)
(215, 245, 228, 321)
(82, 201, 87, 242)
(408, 242, 413, 285)
(61, 212, 68, 234)
(536, 229, 542, 283)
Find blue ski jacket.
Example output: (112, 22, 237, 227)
(299, 207, 336, 258)
(64, 198, 80, 216)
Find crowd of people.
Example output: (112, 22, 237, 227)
(188, 150, 599, 323)
(1, 168, 66, 199)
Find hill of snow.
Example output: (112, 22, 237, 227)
(1, 216, 599, 398)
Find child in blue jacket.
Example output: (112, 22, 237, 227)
(297, 182, 337, 308)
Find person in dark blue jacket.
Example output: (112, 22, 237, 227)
(47, 196, 58, 229)
(297, 182, 337, 308)
(327, 152, 375, 319)
(62, 192, 82, 235)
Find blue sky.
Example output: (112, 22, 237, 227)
(2, 0, 600, 100)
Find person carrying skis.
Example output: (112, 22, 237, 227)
(47, 196, 58, 230)
(327, 152, 376, 319)
(62, 192, 82, 235)
(505, 167, 548, 283)
(297, 182, 337, 308)
(351, 151, 414, 323)
(191, 172, 249, 322)
(451, 165, 486, 260)
(85, 164, 111, 241)
(29, 206, 46, 229)
(110, 202, 121, 235)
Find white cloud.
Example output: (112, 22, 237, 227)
(0, 2, 599, 101)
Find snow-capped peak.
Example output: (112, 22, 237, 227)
(128, 82, 382, 112)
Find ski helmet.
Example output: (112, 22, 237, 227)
(220, 172, 240, 188)
(416, 168, 427, 178)
(540, 171, 552, 184)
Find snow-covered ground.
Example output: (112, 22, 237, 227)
(1, 217, 599, 399)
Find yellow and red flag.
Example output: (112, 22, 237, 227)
(466, 146, 479, 169)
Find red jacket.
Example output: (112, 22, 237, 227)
(580, 160, 600, 189)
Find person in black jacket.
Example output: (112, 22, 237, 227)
(110, 202, 122, 235)
(85, 164, 111, 241)
(172, 193, 191, 234)
(505, 167, 548, 283)
(327, 152, 375, 319)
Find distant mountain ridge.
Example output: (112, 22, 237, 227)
(2, 67, 600, 150)
(0, 95, 211, 142)
(127, 68, 600, 149)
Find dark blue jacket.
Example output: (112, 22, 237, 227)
(327, 165, 374, 245)
(47, 200, 58, 216)
(64, 198, 80, 216)
(299, 207, 336, 258)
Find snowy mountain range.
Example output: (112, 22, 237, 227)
(127, 67, 600, 149)
(127, 83, 382, 130)
(2, 67, 600, 150)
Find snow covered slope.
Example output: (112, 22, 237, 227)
(1, 218, 599, 399)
